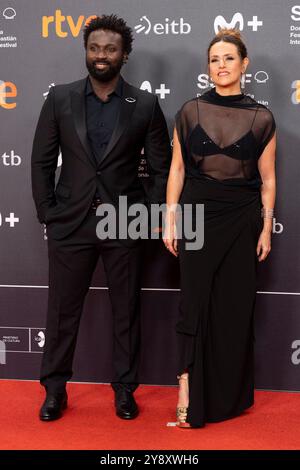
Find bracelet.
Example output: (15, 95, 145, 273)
(261, 207, 274, 219)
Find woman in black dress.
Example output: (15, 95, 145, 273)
(164, 29, 276, 428)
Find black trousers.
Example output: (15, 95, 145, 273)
(40, 209, 142, 394)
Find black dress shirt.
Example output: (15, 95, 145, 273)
(86, 76, 123, 198)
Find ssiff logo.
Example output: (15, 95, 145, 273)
(0, 81, 17, 109)
(197, 71, 269, 90)
(291, 5, 300, 21)
(3, 7, 16, 19)
(291, 81, 300, 104)
(42, 10, 96, 37)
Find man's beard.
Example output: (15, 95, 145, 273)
(86, 58, 123, 83)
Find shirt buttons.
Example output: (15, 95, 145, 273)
(96, 170, 101, 175)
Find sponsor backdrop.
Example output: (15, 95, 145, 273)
(0, 0, 299, 390)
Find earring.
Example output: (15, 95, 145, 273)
(241, 72, 246, 89)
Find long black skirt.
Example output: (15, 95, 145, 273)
(177, 177, 263, 428)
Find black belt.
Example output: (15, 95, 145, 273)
(90, 198, 102, 210)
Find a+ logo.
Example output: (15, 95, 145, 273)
(247, 16, 263, 31)
(155, 84, 170, 99)
(5, 213, 19, 227)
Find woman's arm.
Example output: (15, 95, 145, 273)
(257, 132, 276, 261)
(163, 127, 185, 257)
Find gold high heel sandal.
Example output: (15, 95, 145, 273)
(176, 374, 191, 428)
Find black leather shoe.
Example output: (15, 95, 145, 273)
(114, 389, 139, 420)
(39, 390, 68, 421)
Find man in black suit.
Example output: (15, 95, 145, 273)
(31, 15, 171, 421)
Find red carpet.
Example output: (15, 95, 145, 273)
(0, 380, 299, 450)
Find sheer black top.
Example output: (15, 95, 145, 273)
(175, 88, 276, 188)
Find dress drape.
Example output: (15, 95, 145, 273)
(175, 88, 275, 427)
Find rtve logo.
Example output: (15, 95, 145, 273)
(291, 81, 300, 104)
(42, 10, 96, 38)
(0, 81, 17, 109)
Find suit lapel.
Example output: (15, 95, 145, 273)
(70, 78, 96, 168)
(97, 81, 138, 166)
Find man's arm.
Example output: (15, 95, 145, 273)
(31, 87, 59, 223)
(144, 96, 171, 205)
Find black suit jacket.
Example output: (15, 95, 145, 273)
(31, 76, 171, 240)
